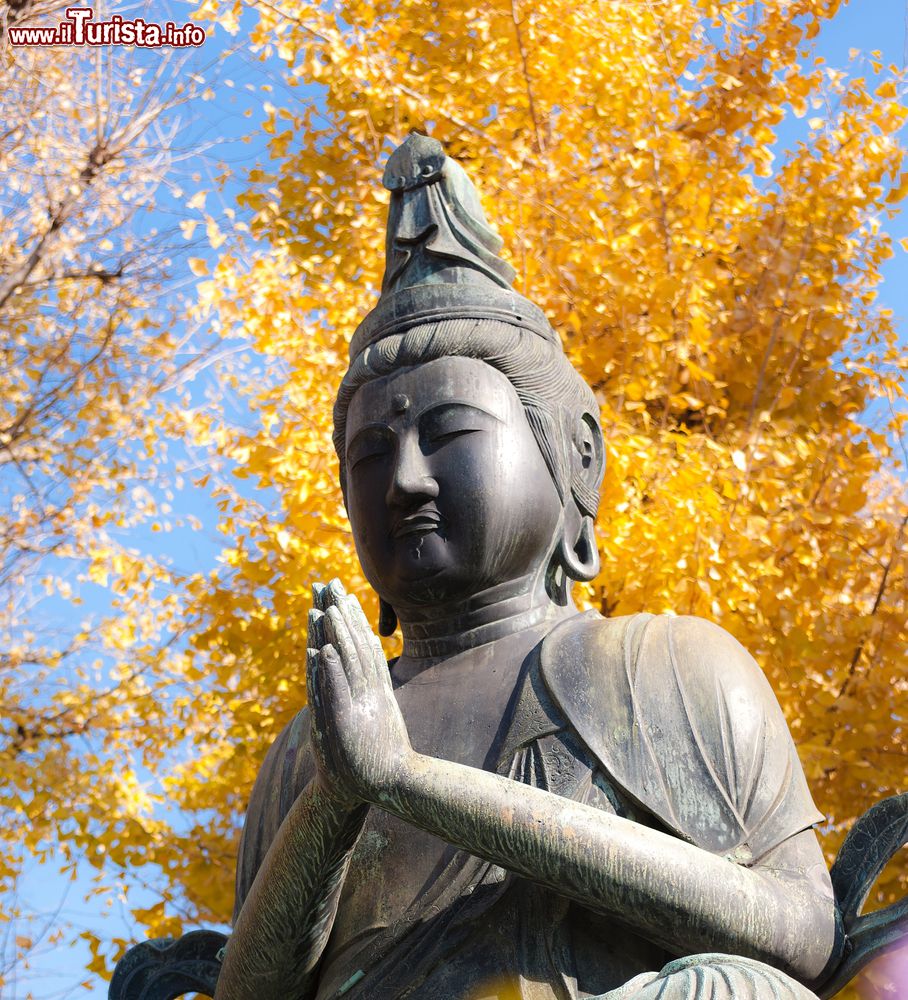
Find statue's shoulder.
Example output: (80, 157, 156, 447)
(540, 611, 823, 861)
(541, 609, 775, 702)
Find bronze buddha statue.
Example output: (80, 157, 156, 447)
(109, 134, 908, 1000)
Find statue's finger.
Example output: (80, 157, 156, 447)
(345, 592, 368, 626)
(373, 636, 390, 681)
(305, 648, 320, 714)
(318, 644, 353, 722)
(306, 649, 335, 773)
(311, 582, 328, 613)
(307, 608, 326, 650)
(343, 594, 379, 675)
(325, 605, 366, 694)
(349, 597, 389, 680)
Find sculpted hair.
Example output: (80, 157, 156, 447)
(332, 317, 604, 521)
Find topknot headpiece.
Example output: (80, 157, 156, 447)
(350, 133, 560, 360)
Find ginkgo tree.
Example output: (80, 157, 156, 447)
(0, 9, 217, 986)
(161, 0, 906, 995)
(4, 0, 907, 996)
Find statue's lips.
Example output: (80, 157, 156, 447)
(392, 509, 443, 538)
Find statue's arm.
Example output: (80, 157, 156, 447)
(215, 775, 367, 1000)
(313, 595, 839, 987)
(216, 585, 372, 1000)
(379, 746, 837, 983)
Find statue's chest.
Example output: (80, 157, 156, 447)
(394, 639, 528, 768)
(400, 681, 513, 770)
(317, 646, 528, 986)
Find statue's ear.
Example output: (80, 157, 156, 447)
(558, 413, 603, 584)
(574, 411, 605, 495)
(378, 597, 398, 637)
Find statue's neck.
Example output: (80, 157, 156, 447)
(394, 574, 575, 667)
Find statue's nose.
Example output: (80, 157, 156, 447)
(386, 433, 439, 508)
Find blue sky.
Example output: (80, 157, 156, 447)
(12, 0, 908, 996)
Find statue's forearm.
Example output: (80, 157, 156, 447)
(379, 753, 836, 983)
(216, 782, 368, 1000)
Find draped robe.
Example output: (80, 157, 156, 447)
(233, 612, 824, 1000)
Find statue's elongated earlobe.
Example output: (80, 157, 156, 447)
(378, 598, 398, 637)
(560, 515, 600, 583)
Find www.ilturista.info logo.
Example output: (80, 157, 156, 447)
(7, 7, 206, 47)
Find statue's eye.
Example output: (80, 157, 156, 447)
(420, 404, 490, 450)
(347, 427, 393, 470)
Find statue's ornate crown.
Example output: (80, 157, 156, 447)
(350, 133, 560, 360)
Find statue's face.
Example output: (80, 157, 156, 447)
(344, 355, 563, 609)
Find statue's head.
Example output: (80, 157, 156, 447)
(333, 134, 604, 632)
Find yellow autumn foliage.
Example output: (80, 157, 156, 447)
(0, 15, 215, 979)
(168, 2, 907, 994)
(3, 0, 906, 995)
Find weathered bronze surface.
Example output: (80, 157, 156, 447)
(110, 134, 907, 1000)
